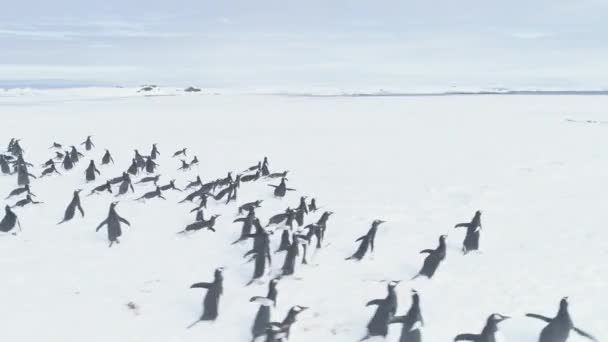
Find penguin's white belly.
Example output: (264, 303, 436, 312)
(493, 331, 507, 342)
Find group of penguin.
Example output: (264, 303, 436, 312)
(0, 137, 600, 342)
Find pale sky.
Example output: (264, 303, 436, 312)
(1, 0, 607, 89)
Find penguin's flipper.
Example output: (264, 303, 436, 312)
(96, 219, 108, 232)
(250, 296, 274, 306)
(355, 235, 366, 242)
(190, 282, 212, 289)
(454, 333, 479, 341)
(233, 218, 246, 223)
(366, 299, 383, 306)
(268, 185, 278, 188)
(454, 223, 472, 228)
(419, 249, 434, 254)
(389, 315, 406, 324)
(572, 327, 598, 341)
(525, 313, 552, 323)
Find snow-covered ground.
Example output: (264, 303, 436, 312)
(1, 89, 606, 341)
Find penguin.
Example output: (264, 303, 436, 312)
(250, 278, 279, 342)
(10, 139, 24, 155)
(412, 235, 447, 280)
(54, 151, 65, 161)
(85, 160, 101, 182)
(526, 297, 598, 342)
(96, 201, 130, 247)
(14, 153, 33, 168)
(179, 215, 220, 234)
(16, 165, 37, 186)
(234, 208, 257, 244)
(245, 227, 272, 284)
(361, 281, 400, 341)
(389, 289, 424, 342)
(265, 305, 308, 342)
(116, 174, 135, 196)
(261, 157, 270, 176)
(134, 150, 146, 169)
(242, 171, 261, 183)
(268, 178, 295, 198)
(266, 208, 291, 227)
(127, 158, 139, 175)
(136, 175, 160, 186)
(281, 234, 306, 276)
(136, 186, 166, 201)
(81, 136, 94, 151)
(0, 205, 21, 233)
(70, 146, 84, 163)
(0, 155, 12, 174)
(189, 267, 224, 326)
(145, 157, 158, 173)
(185, 176, 203, 189)
(12, 194, 43, 208)
(150, 143, 160, 160)
(454, 313, 511, 342)
(178, 160, 191, 171)
(311, 211, 333, 248)
(58, 190, 84, 224)
(172, 148, 187, 158)
(179, 186, 209, 204)
(88, 181, 113, 196)
(244, 161, 261, 172)
(40, 163, 61, 177)
(308, 198, 318, 212)
(62, 152, 74, 170)
(101, 149, 114, 165)
(160, 179, 182, 192)
(194, 209, 205, 222)
(190, 156, 199, 166)
(50, 142, 62, 149)
(109, 172, 127, 185)
(346, 220, 385, 261)
(6, 184, 36, 199)
(454, 210, 482, 254)
(266, 171, 288, 179)
(41, 158, 55, 167)
(294, 196, 309, 226)
(239, 200, 263, 215)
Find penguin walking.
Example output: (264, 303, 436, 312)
(70, 146, 84, 163)
(250, 278, 279, 341)
(310, 211, 333, 248)
(145, 157, 158, 174)
(12, 194, 43, 208)
(136, 175, 161, 186)
(188, 267, 224, 327)
(58, 190, 84, 224)
(245, 228, 272, 284)
(390, 290, 424, 342)
(150, 144, 160, 159)
(294, 196, 308, 227)
(239, 200, 263, 215)
(268, 178, 295, 198)
(6, 184, 36, 199)
(190, 156, 199, 166)
(85, 160, 101, 182)
(346, 220, 385, 261)
(526, 297, 598, 342)
(454, 313, 511, 342)
(412, 235, 447, 280)
(136, 186, 166, 201)
(81, 136, 94, 151)
(134, 150, 146, 169)
(281, 234, 306, 276)
(40, 163, 61, 177)
(234, 208, 257, 244)
(179, 215, 220, 234)
(101, 149, 114, 165)
(265, 305, 308, 342)
(361, 281, 400, 341)
(41, 158, 55, 168)
(16, 165, 37, 186)
(96, 202, 130, 247)
(173, 148, 187, 158)
(127, 159, 139, 176)
(454, 210, 482, 254)
(308, 198, 318, 212)
(116, 174, 135, 196)
(62, 152, 74, 170)
(0, 155, 12, 174)
(0, 205, 21, 233)
(261, 157, 270, 176)
(88, 181, 113, 196)
(160, 179, 181, 192)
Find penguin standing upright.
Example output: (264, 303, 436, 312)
(389, 290, 424, 342)
(261, 157, 270, 176)
(134, 150, 145, 169)
(265, 305, 308, 342)
(62, 152, 74, 170)
(116, 173, 135, 196)
(308, 198, 318, 212)
(454, 313, 511, 342)
(238, 200, 263, 215)
(454, 210, 482, 254)
(16, 165, 37, 186)
(70, 146, 84, 163)
(412, 235, 447, 279)
(281, 234, 305, 276)
(294, 196, 308, 226)
(268, 178, 295, 198)
(95, 202, 130, 247)
(40, 163, 61, 177)
(150, 143, 160, 159)
(12, 194, 43, 208)
(101, 149, 114, 165)
(81, 136, 94, 151)
(0, 155, 11, 174)
(58, 190, 85, 224)
(361, 281, 400, 341)
(179, 215, 220, 234)
(189, 267, 224, 325)
(127, 159, 139, 176)
(526, 297, 598, 342)
(0, 205, 20, 233)
(250, 278, 279, 341)
(346, 220, 385, 261)
(85, 160, 101, 182)
(233, 208, 257, 244)
(145, 157, 158, 174)
(244, 227, 272, 284)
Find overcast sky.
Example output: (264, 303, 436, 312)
(1, 0, 607, 89)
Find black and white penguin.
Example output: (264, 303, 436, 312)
(346, 220, 385, 261)
(6, 184, 35, 199)
(178, 215, 220, 234)
(172, 148, 187, 158)
(239, 200, 263, 215)
(178, 160, 191, 171)
(70, 146, 84, 163)
(150, 144, 160, 160)
(12, 194, 43, 208)
(95, 202, 131, 247)
(0, 205, 21, 233)
(145, 157, 158, 173)
(308, 198, 318, 212)
(190, 156, 199, 166)
(136, 186, 166, 201)
(101, 149, 114, 165)
(265, 305, 308, 342)
(185, 176, 203, 189)
(189, 267, 224, 325)
(412, 235, 447, 280)
(58, 190, 85, 224)
(50, 142, 62, 149)
(85, 160, 101, 182)
(136, 174, 160, 186)
(266, 171, 288, 179)
(454, 313, 510, 342)
(294, 196, 308, 227)
(390, 289, 424, 342)
(88, 181, 113, 196)
(526, 297, 598, 342)
(134, 150, 145, 169)
(361, 281, 400, 341)
(281, 234, 306, 276)
(0, 155, 12, 174)
(268, 178, 295, 198)
(62, 152, 74, 170)
(242, 171, 261, 183)
(16, 165, 36, 186)
(116, 173, 135, 196)
(81, 136, 94, 151)
(245, 227, 272, 284)
(159, 179, 182, 192)
(250, 278, 279, 341)
(127, 158, 139, 176)
(233, 208, 257, 244)
(454, 210, 482, 254)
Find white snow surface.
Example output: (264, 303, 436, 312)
(0, 89, 607, 342)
